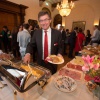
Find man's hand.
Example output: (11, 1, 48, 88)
(23, 53, 31, 64)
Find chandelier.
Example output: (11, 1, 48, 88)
(56, 0, 74, 17)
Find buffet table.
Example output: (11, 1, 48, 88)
(0, 70, 99, 100)
(37, 73, 99, 100)
(0, 48, 99, 100)
(80, 45, 100, 56)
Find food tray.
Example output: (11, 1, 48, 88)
(0, 63, 46, 92)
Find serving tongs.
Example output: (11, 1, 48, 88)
(28, 64, 38, 79)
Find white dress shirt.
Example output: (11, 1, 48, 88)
(42, 27, 51, 59)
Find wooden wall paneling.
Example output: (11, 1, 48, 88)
(0, 0, 28, 31)
(0, 11, 20, 31)
(17, 14, 21, 26)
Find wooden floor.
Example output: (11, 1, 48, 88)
(57, 55, 72, 71)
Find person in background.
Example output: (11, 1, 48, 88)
(24, 10, 63, 74)
(66, 29, 70, 36)
(91, 25, 100, 45)
(64, 29, 70, 49)
(34, 25, 39, 31)
(74, 28, 85, 56)
(31, 25, 39, 62)
(17, 23, 31, 59)
(59, 26, 66, 55)
(28, 25, 34, 36)
(18, 25, 23, 32)
(1, 26, 9, 53)
(7, 28, 12, 52)
(0, 32, 2, 50)
(85, 30, 91, 45)
(11, 26, 20, 59)
(68, 27, 78, 58)
(66, 29, 71, 43)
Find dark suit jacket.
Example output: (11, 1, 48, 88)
(26, 28, 63, 65)
(61, 30, 66, 41)
(69, 30, 76, 47)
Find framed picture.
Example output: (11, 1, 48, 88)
(72, 21, 86, 31)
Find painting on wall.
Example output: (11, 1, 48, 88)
(72, 21, 86, 31)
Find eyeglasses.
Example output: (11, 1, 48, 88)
(39, 19, 50, 23)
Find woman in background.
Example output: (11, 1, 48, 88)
(74, 28, 85, 56)
(85, 30, 91, 45)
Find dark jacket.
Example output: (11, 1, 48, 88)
(11, 32, 19, 48)
(61, 30, 66, 41)
(85, 33, 91, 45)
(69, 30, 76, 47)
(1, 30, 8, 42)
(26, 28, 63, 64)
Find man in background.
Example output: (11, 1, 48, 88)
(68, 27, 78, 58)
(59, 26, 66, 55)
(17, 23, 31, 59)
(91, 25, 100, 45)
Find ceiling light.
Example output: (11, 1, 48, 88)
(56, 0, 74, 17)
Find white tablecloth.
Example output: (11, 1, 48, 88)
(0, 74, 99, 100)
(37, 74, 99, 100)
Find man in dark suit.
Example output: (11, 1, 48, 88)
(59, 26, 67, 55)
(68, 27, 78, 58)
(24, 11, 63, 74)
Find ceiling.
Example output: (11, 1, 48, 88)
(39, 0, 78, 7)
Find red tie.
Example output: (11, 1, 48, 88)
(44, 31, 48, 60)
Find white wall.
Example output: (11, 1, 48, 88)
(8, 0, 100, 34)
(63, 0, 100, 34)
(65, 4, 95, 33)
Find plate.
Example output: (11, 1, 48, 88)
(46, 55, 64, 64)
(54, 76, 77, 92)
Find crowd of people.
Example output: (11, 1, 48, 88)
(0, 10, 100, 74)
(0, 24, 39, 60)
(57, 25, 100, 58)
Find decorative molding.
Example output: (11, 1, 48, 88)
(0, 0, 28, 24)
